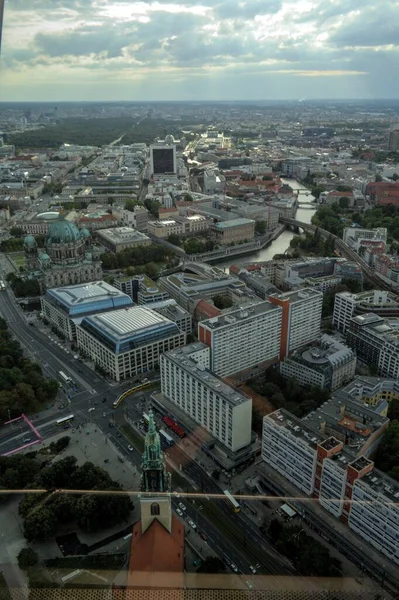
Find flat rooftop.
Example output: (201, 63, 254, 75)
(201, 301, 281, 329)
(45, 281, 132, 315)
(214, 218, 254, 230)
(276, 287, 323, 303)
(265, 409, 325, 450)
(164, 348, 250, 407)
(79, 306, 180, 352)
(97, 226, 150, 243)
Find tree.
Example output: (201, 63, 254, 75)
(49, 436, 70, 454)
(10, 227, 23, 237)
(262, 175, 273, 181)
(197, 557, 226, 573)
(17, 547, 39, 570)
(24, 506, 56, 542)
(375, 420, 399, 475)
(213, 295, 233, 310)
(124, 199, 140, 212)
(268, 518, 283, 543)
(255, 220, 266, 234)
(168, 234, 181, 246)
(211, 469, 220, 480)
(375, 174, 382, 182)
(183, 193, 193, 202)
(338, 196, 350, 209)
(392, 173, 399, 181)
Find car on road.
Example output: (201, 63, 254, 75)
(193, 559, 201, 567)
(127, 445, 134, 452)
(187, 519, 196, 530)
(176, 508, 183, 517)
(249, 565, 257, 574)
(199, 531, 208, 541)
(102, 397, 107, 403)
(230, 563, 238, 573)
(245, 581, 254, 589)
(173, 491, 181, 499)
(102, 412, 106, 417)
(178, 502, 186, 512)
(88, 407, 95, 413)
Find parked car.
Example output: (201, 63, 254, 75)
(176, 508, 183, 517)
(249, 565, 257, 574)
(178, 502, 186, 512)
(127, 445, 134, 452)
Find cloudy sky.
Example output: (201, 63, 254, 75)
(1, 0, 399, 101)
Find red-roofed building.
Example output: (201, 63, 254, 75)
(366, 182, 399, 205)
(194, 299, 222, 322)
(79, 213, 118, 231)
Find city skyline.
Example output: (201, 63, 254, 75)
(1, 0, 399, 102)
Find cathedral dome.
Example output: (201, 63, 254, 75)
(24, 235, 37, 248)
(47, 217, 82, 244)
(80, 227, 91, 239)
(164, 134, 175, 144)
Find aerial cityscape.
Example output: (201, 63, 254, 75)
(0, 98, 398, 597)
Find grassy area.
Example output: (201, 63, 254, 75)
(0, 573, 11, 600)
(10, 252, 25, 268)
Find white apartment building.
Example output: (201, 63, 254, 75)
(269, 288, 323, 359)
(333, 290, 399, 333)
(261, 411, 399, 566)
(349, 469, 399, 565)
(160, 343, 252, 452)
(76, 306, 186, 381)
(343, 227, 387, 249)
(262, 410, 321, 495)
(198, 301, 283, 377)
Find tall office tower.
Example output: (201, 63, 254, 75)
(198, 301, 283, 378)
(150, 143, 176, 175)
(268, 288, 323, 360)
(388, 128, 399, 152)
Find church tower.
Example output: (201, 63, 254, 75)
(139, 409, 172, 534)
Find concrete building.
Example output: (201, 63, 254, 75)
(303, 393, 389, 457)
(146, 299, 192, 335)
(160, 343, 252, 453)
(210, 218, 255, 245)
(269, 288, 323, 360)
(40, 280, 132, 341)
(96, 226, 151, 252)
(136, 275, 170, 305)
(388, 128, 399, 151)
(150, 144, 176, 176)
(158, 269, 249, 313)
(346, 313, 399, 379)
(22, 211, 63, 235)
(340, 376, 399, 415)
(333, 290, 399, 333)
(203, 169, 226, 194)
(120, 205, 149, 232)
(198, 301, 282, 378)
(261, 410, 399, 566)
(76, 306, 186, 381)
(343, 227, 387, 249)
(148, 215, 210, 239)
(112, 274, 140, 301)
(280, 334, 356, 391)
(78, 211, 118, 232)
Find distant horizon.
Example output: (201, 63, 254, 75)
(1, 98, 399, 105)
(2, 0, 399, 101)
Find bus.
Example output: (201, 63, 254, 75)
(223, 490, 240, 513)
(162, 415, 186, 438)
(0, 280, 6, 291)
(56, 415, 75, 426)
(160, 429, 174, 448)
(58, 371, 72, 385)
(113, 381, 152, 408)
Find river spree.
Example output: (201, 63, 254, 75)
(215, 178, 317, 270)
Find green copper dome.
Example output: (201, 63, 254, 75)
(80, 227, 91, 238)
(24, 235, 37, 248)
(47, 217, 82, 244)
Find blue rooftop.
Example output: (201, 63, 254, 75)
(45, 281, 132, 317)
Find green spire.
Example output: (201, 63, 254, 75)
(140, 409, 171, 494)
